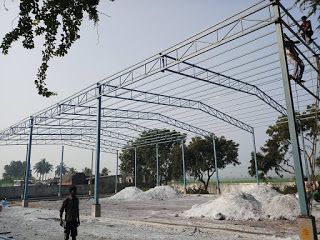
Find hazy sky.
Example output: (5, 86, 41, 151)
(0, 0, 317, 180)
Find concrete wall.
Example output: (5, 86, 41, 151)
(171, 181, 295, 194)
(0, 178, 128, 199)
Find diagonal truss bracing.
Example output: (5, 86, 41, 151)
(58, 106, 212, 137)
(35, 119, 151, 133)
(96, 84, 253, 133)
(0, 138, 116, 154)
(162, 55, 287, 116)
(3, 126, 186, 146)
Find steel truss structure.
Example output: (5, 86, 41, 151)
(1, 1, 319, 227)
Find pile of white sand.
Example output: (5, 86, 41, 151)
(245, 185, 279, 207)
(109, 186, 180, 201)
(183, 185, 300, 221)
(109, 187, 143, 201)
(136, 186, 181, 201)
(183, 192, 261, 220)
(264, 194, 300, 220)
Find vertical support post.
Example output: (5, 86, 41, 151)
(181, 139, 186, 194)
(300, 130, 310, 180)
(89, 149, 94, 198)
(314, 56, 320, 174)
(156, 143, 159, 186)
(134, 147, 137, 188)
(58, 146, 64, 197)
(115, 150, 119, 193)
(22, 116, 34, 208)
(252, 129, 259, 185)
(92, 84, 102, 217)
(212, 134, 220, 194)
(272, 0, 309, 216)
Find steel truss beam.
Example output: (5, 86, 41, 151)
(0, 117, 186, 141)
(1, 122, 186, 145)
(4, 126, 186, 147)
(2, 127, 135, 141)
(0, 1, 273, 137)
(162, 55, 287, 116)
(0, 132, 186, 152)
(59, 106, 212, 137)
(0, 106, 209, 139)
(100, 84, 253, 133)
(0, 138, 115, 154)
(34, 119, 151, 132)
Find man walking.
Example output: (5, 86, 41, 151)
(60, 186, 80, 240)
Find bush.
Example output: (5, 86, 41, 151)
(313, 190, 320, 202)
(272, 185, 297, 194)
(186, 185, 209, 194)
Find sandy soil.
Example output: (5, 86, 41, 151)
(0, 194, 317, 240)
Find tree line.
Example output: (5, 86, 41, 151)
(120, 129, 240, 192)
(2, 159, 110, 182)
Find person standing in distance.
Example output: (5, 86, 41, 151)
(60, 186, 80, 240)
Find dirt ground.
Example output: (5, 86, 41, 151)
(0, 194, 318, 240)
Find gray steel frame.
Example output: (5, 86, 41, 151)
(0, 1, 283, 214)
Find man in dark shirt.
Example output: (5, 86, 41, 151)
(300, 16, 313, 44)
(60, 186, 80, 240)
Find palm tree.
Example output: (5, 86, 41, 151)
(33, 158, 53, 180)
(82, 167, 92, 176)
(34, 159, 45, 180)
(44, 161, 53, 180)
(68, 167, 76, 175)
(101, 167, 110, 176)
(55, 163, 69, 177)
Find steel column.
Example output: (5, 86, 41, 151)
(252, 130, 259, 185)
(314, 56, 320, 175)
(212, 134, 220, 194)
(181, 139, 186, 194)
(89, 149, 94, 197)
(115, 150, 119, 193)
(22, 116, 34, 207)
(93, 84, 102, 217)
(273, 0, 309, 216)
(134, 147, 137, 187)
(58, 146, 64, 197)
(156, 143, 159, 186)
(300, 130, 310, 180)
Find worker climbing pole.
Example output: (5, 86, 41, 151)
(272, 0, 319, 239)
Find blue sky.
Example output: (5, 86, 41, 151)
(0, 0, 318, 180)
